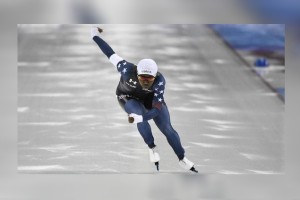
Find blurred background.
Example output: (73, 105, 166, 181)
(1, 0, 299, 23)
(209, 24, 285, 100)
(1, 0, 299, 199)
(0, 0, 254, 24)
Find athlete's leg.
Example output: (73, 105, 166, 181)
(118, 98, 155, 148)
(153, 104, 185, 160)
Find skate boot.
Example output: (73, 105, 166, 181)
(179, 157, 198, 173)
(149, 146, 160, 171)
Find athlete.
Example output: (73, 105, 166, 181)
(91, 27, 197, 173)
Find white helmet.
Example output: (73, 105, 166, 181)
(137, 59, 158, 77)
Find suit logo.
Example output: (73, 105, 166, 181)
(126, 78, 137, 88)
(129, 79, 137, 85)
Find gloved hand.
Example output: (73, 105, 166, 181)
(91, 27, 103, 39)
(128, 113, 143, 124)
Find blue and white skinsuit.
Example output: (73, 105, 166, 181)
(92, 35, 185, 160)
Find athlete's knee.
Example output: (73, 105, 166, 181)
(162, 124, 177, 137)
(137, 121, 149, 128)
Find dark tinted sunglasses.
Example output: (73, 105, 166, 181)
(138, 75, 155, 81)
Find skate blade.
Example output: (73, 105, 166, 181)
(155, 162, 159, 171)
(190, 166, 198, 173)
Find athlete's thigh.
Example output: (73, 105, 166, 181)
(153, 104, 171, 127)
(124, 99, 147, 115)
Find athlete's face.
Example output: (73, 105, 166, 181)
(138, 74, 156, 89)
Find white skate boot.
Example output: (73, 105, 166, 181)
(149, 146, 160, 171)
(179, 157, 198, 173)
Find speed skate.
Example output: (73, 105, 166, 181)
(149, 147, 198, 173)
(149, 147, 160, 171)
(179, 157, 198, 173)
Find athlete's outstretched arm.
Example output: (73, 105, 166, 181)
(91, 27, 124, 67)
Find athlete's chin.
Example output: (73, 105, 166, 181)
(142, 85, 150, 89)
(140, 83, 153, 89)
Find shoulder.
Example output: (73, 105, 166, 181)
(117, 60, 135, 68)
(117, 60, 136, 74)
(153, 72, 166, 87)
(155, 72, 166, 82)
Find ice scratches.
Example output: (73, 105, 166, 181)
(95, 169, 121, 173)
(19, 93, 74, 97)
(168, 86, 186, 91)
(69, 114, 96, 120)
(18, 165, 66, 171)
(240, 153, 270, 160)
(104, 150, 140, 160)
(201, 119, 243, 131)
(49, 156, 70, 160)
(38, 144, 77, 153)
(188, 93, 221, 101)
(154, 47, 182, 55)
(83, 89, 105, 97)
(190, 142, 229, 148)
(190, 100, 206, 104)
(202, 119, 242, 125)
(54, 56, 91, 62)
(58, 132, 90, 140)
(260, 92, 278, 97)
(62, 44, 95, 55)
(211, 125, 240, 131)
(18, 107, 29, 113)
(104, 123, 128, 128)
(47, 107, 87, 113)
(18, 62, 51, 67)
(213, 59, 227, 64)
(172, 107, 202, 112)
(217, 170, 245, 175)
(117, 153, 139, 159)
(177, 75, 200, 81)
(204, 106, 228, 114)
(18, 122, 70, 126)
(202, 134, 233, 139)
(172, 106, 231, 114)
(57, 81, 90, 88)
(35, 71, 103, 78)
(183, 83, 216, 90)
(247, 170, 280, 174)
(123, 132, 141, 138)
(218, 169, 280, 175)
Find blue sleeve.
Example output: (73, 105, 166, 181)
(93, 36, 115, 58)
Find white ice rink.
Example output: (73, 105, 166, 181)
(18, 24, 284, 174)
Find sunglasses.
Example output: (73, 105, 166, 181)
(138, 75, 155, 81)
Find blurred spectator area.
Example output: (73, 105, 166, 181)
(240, 0, 300, 23)
(208, 24, 285, 101)
(209, 24, 285, 65)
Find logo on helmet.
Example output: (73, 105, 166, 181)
(141, 69, 152, 74)
(137, 59, 158, 77)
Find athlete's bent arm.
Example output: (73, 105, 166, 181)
(130, 76, 166, 123)
(129, 108, 160, 124)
